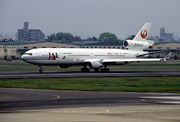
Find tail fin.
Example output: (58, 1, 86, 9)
(123, 23, 154, 50)
(133, 23, 152, 41)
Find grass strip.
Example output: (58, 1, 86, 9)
(0, 77, 180, 93)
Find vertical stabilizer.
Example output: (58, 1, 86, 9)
(133, 23, 152, 41)
(123, 23, 154, 50)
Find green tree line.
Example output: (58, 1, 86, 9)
(47, 32, 82, 43)
(47, 32, 129, 43)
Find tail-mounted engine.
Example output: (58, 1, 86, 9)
(123, 40, 154, 50)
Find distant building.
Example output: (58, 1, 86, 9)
(17, 22, 45, 41)
(0, 33, 14, 42)
(0, 45, 17, 59)
(160, 28, 175, 42)
(148, 36, 160, 43)
(0, 42, 79, 59)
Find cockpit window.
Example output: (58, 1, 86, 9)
(25, 53, 32, 56)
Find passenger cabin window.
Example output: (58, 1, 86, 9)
(25, 53, 32, 55)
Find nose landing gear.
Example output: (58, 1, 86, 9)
(39, 65, 43, 73)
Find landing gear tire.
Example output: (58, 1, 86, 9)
(81, 68, 90, 72)
(39, 66, 43, 73)
(94, 68, 99, 72)
(39, 69, 43, 73)
(100, 68, 110, 72)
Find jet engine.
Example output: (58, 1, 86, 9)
(89, 61, 103, 69)
(123, 40, 153, 50)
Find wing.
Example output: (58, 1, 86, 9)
(103, 52, 172, 63)
(83, 59, 102, 63)
(102, 58, 163, 63)
(83, 53, 171, 64)
(137, 50, 166, 58)
(83, 58, 163, 65)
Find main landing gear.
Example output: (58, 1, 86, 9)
(99, 65, 110, 72)
(39, 65, 43, 73)
(94, 68, 110, 72)
(81, 66, 110, 72)
(81, 65, 90, 72)
(100, 68, 110, 72)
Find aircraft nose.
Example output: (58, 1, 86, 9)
(21, 54, 28, 61)
(21, 55, 25, 61)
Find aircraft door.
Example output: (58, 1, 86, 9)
(58, 52, 67, 63)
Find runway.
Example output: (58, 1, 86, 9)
(0, 88, 180, 110)
(1, 88, 180, 122)
(0, 70, 180, 79)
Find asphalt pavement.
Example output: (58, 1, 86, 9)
(0, 70, 180, 79)
(0, 88, 180, 110)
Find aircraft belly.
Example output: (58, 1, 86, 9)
(27, 57, 82, 65)
(26, 60, 58, 65)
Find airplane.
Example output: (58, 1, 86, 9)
(21, 23, 171, 73)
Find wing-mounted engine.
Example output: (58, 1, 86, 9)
(89, 61, 103, 69)
(83, 59, 103, 69)
(123, 40, 154, 50)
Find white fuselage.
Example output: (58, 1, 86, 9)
(21, 48, 147, 66)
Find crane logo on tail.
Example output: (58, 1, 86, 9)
(140, 29, 147, 39)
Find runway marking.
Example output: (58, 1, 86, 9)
(142, 96, 180, 100)
(160, 101, 180, 104)
(106, 109, 110, 113)
(1, 90, 61, 101)
(54, 95, 60, 99)
(141, 96, 180, 104)
(66, 115, 70, 119)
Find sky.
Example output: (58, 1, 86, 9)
(0, 0, 180, 39)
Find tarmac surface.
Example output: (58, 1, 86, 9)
(1, 88, 180, 122)
(1, 105, 180, 122)
(1, 88, 180, 110)
(0, 70, 180, 79)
